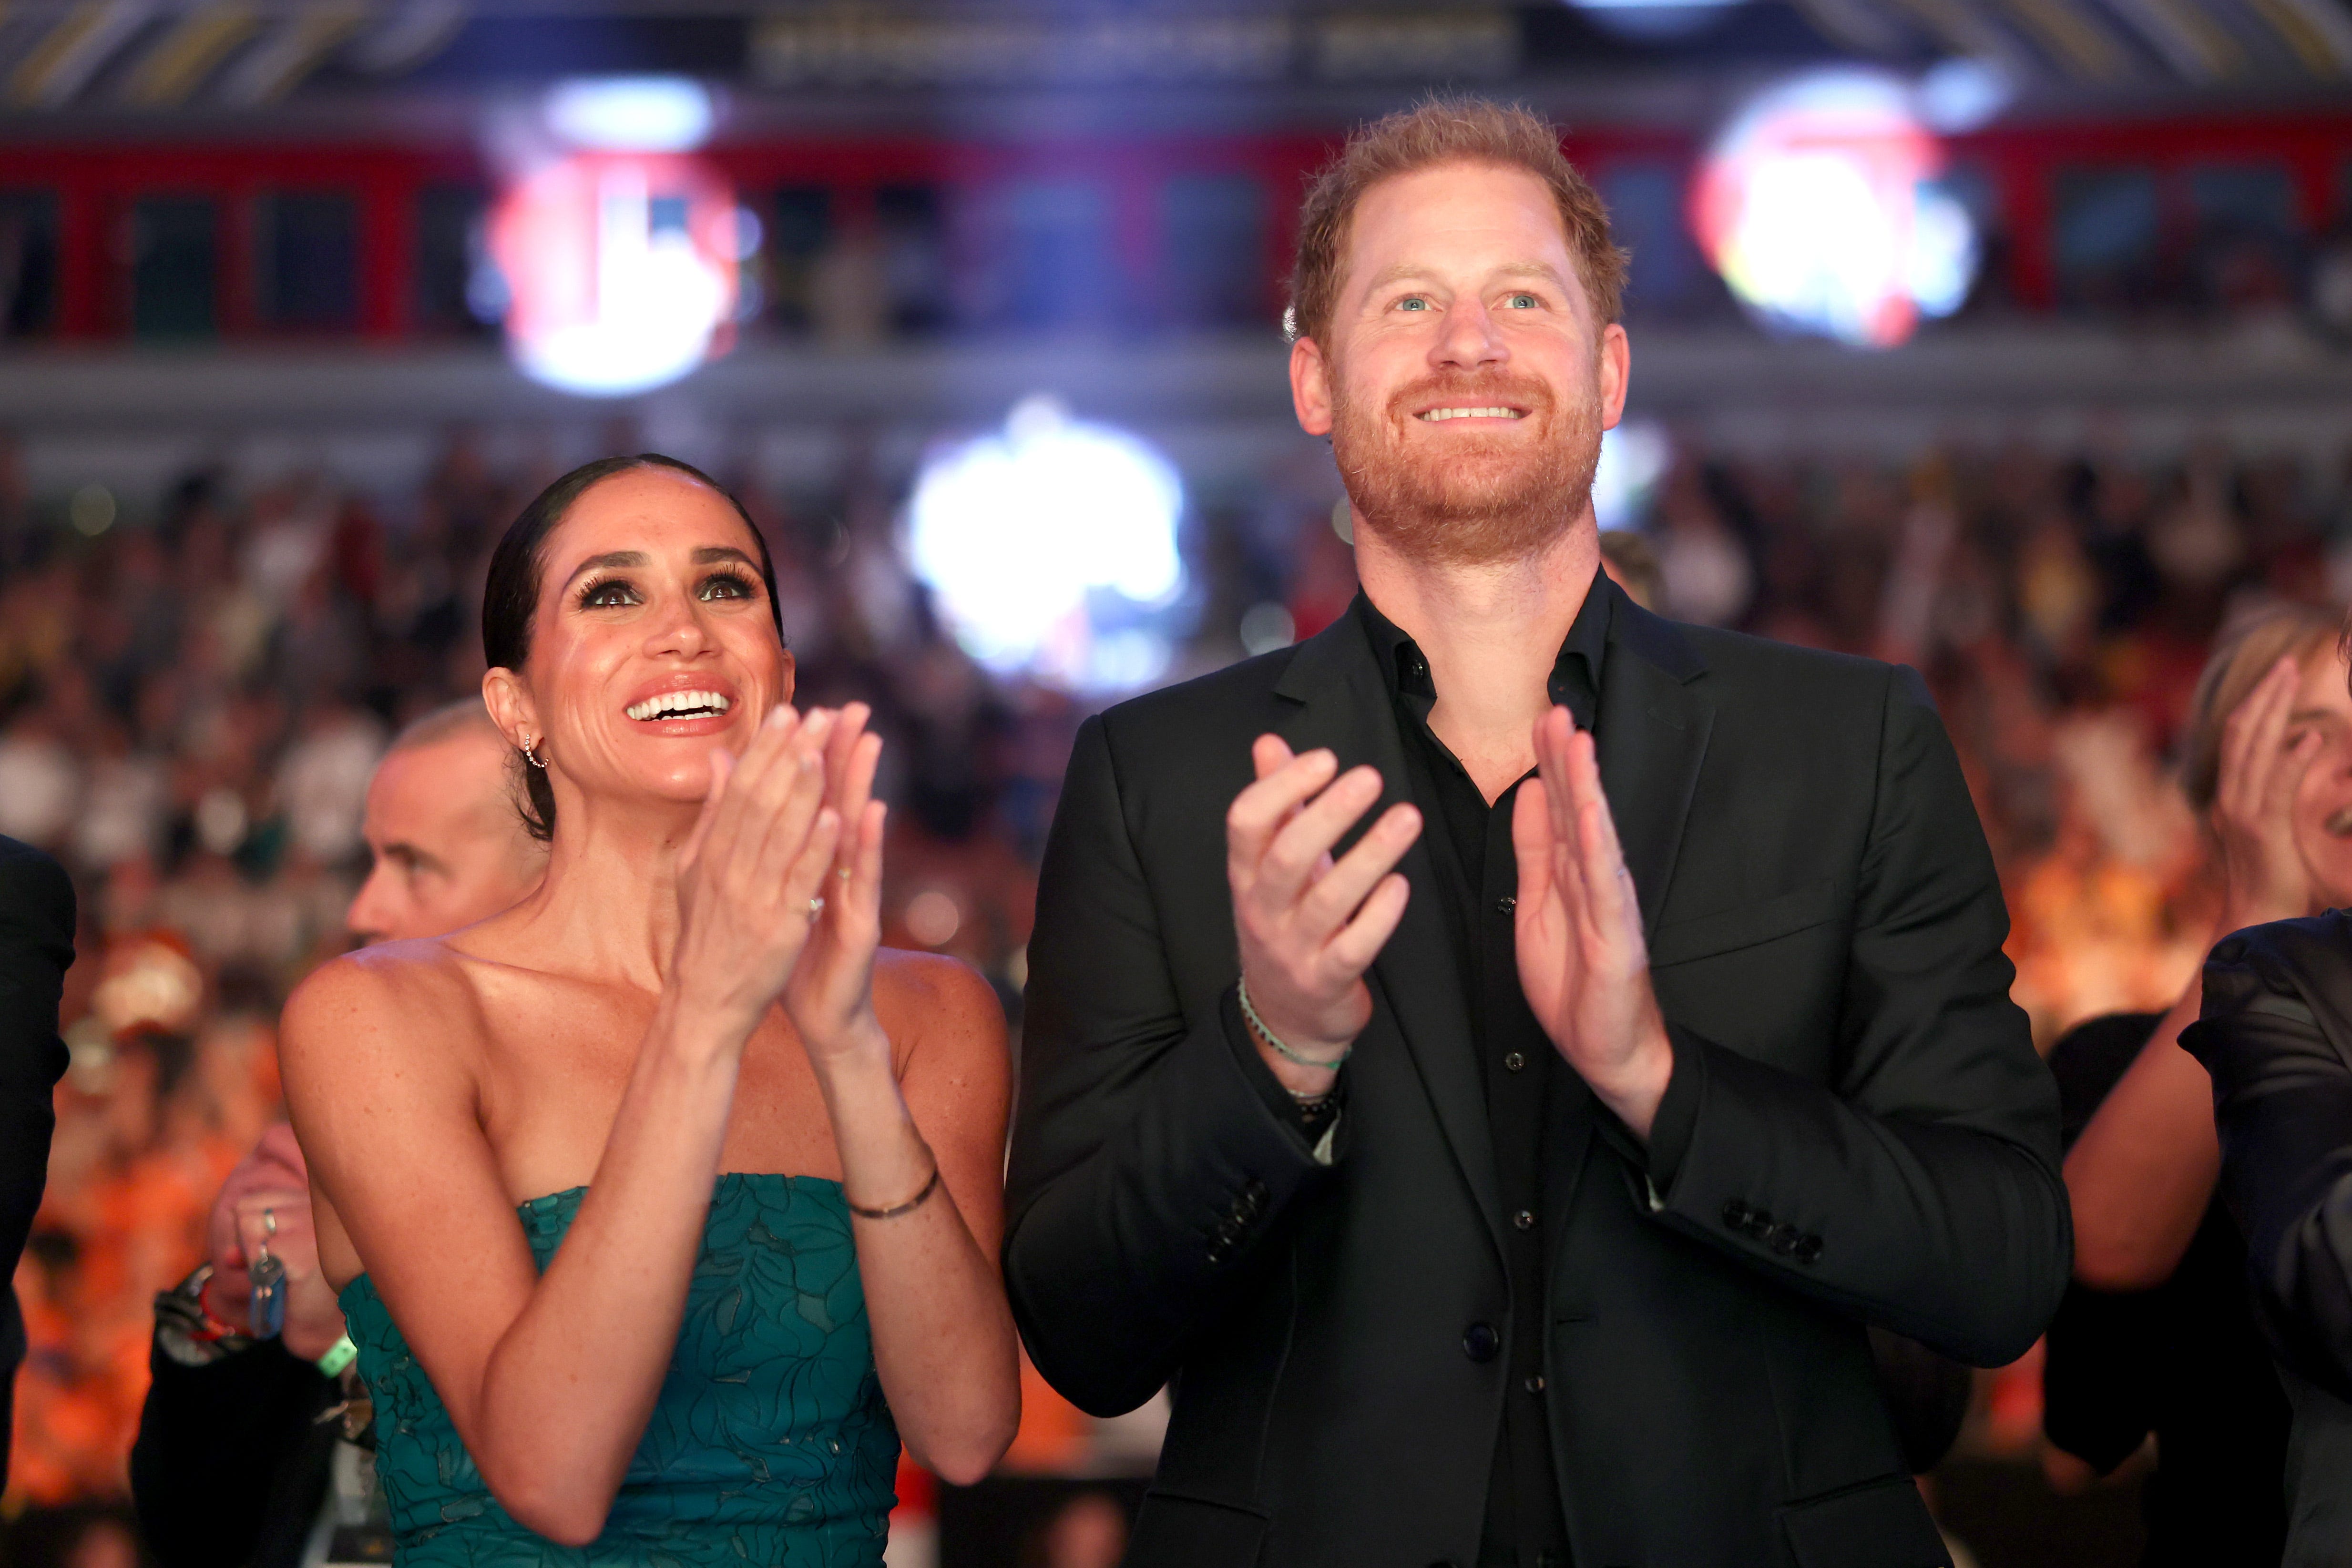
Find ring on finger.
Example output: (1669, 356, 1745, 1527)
(807, 895, 826, 920)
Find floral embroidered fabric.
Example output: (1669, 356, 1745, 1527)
(339, 1173, 898, 1566)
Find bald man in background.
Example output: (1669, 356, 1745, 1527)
(132, 701, 546, 1568)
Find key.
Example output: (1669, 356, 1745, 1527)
(250, 1207, 286, 1339)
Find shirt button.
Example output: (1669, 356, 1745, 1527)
(1524, 1374, 1546, 1394)
(1495, 895, 1516, 915)
(1462, 1323, 1500, 1363)
(1504, 1051, 1526, 1073)
(1513, 1209, 1536, 1231)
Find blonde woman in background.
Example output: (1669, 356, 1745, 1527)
(2045, 601, 2352, 1568)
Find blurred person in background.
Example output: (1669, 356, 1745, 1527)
(1007, 98, 2065, 1568)
(2, 835, 76, 1490)
(279, 455, 1017, 1565)
(1594, 528, 1661, 613)
(2175, 616, 2352, 1566)
(131, 700, 545, 1568)
(2042, 601, 2349, 1565)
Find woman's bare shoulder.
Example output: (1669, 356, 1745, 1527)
(282, 937, 487, 1059)
(873, 947, 1004, 1031)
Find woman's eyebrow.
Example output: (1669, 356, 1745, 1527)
(562, 550, 647, 590)
(693, 547, 757, 568)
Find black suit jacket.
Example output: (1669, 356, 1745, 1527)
(2179, 912, 2352, 1565)
(2183, 912, 2352, 1399)
(0, 835, 74, 1492)
(1006, 583, 2070, 1568)
(132, 1334, 338, 1568)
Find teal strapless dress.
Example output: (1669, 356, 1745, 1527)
(338, 1174, 899, 1567)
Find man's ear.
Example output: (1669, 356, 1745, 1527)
(481, 666, 536, 753)
(1290, 336, 1334, 438)
(1597, 322, 1631, 432)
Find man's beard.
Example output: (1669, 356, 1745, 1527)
(1329, 365, 1603, 569)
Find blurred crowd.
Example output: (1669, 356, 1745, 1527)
(0, 418, 2346, 1531)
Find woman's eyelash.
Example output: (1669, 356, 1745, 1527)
(572, 570, 756, 607)
(575, 575, 634, 607)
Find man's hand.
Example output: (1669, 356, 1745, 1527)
(1512, 708, 1673, 1139)
(203, 1123, 347, 1358)
(1227, 736, 1421, 1095)
(2214, 654, 2323, 929)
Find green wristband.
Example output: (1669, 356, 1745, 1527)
(315, 1334, 358, 1378)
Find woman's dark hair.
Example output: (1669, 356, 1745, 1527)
(481, 452, 785, 841)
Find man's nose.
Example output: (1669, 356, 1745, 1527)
(1432, 297, 1506, 370)
(345, 869, 394, 946)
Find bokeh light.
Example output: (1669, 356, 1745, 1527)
(907, 395, 1187, 692)
(544, 76, 716, 153)
(1593, 420, 1672, 532)
(1691, 70, 1979, 348)
(488, 151, 740, 397)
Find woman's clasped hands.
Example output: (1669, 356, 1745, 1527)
(671, 701, 890, 1061)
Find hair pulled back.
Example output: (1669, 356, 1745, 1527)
(481, 453, 785, 841)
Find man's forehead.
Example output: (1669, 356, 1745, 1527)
(368, 730, 507, 822)
(1343, 164, 1581, 287)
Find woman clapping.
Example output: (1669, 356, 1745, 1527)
(281, 455, 1018, 1567)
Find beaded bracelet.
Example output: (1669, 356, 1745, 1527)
(1237, 974, 1351, 1072)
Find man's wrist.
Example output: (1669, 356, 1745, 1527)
(1587, 1018, 1675, 1141)
(1237, 979, 1351, 1098)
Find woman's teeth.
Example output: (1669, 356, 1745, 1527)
(626, 690, 732, 722)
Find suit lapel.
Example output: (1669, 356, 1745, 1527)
(1273, 612, 1505, 1257)
(1595, 593, 1714, 938)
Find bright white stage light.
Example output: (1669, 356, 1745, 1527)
(1566, 0, 1747, 41)
(1593, 421, 1672, 532)
(908, 396, 1187, 692)
(545, 77, 715, 153)
(488, 152, 739, 397)
(1691, 70, 1979, 349)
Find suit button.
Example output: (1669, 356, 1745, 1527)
(1504, 1051, 1527, 1073)
(1743, 1208, 1774, 1239)
(1243, 1178, 1270, 1209)
(1766, 1223, 1800, 1255)
(1793, 1234, 1824, 1265)
(1513, 1209, 1536, 1231)
(1496, 896, 1516, 915)
(1206, 1239, 1233, 1264)
(1720, 1199, 1750, 1230)
(1524, 1374, 1546, 1394)
(1462, 1323, 1499, 1363)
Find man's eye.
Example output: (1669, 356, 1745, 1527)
(580, 579, 639, 608)
(1397, 297, 1429, 311)
(1505, 293, 1538, 309)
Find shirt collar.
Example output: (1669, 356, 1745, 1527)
(1354, 568, 1613, 727)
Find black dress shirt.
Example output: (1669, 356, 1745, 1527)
(1353, 585, 1694, 1568)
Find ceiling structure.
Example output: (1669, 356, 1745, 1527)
(0, 0, 2343, 138)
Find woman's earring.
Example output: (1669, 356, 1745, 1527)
(523, 738, 548, 769)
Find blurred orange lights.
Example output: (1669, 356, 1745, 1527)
(487, 152, 740, 397)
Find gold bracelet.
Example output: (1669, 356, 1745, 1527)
(846, 1163, 941, 1220)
